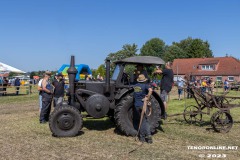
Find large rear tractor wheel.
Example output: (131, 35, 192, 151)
(49, 105, 83, 137)
(114, 94, 161, 136)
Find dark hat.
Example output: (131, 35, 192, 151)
(45, 71, 52, 76)
(137, 74, 148, 82)
(55, 72, 63, 77)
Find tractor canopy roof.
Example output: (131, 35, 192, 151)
(114, 56, 165, 65)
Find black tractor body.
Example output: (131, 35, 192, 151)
(49, 55, 165, 137)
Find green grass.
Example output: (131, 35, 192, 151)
(0, 85, 39, 104)
(0, 88, 240, 159)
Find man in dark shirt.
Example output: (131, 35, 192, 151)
(52, 73, 65, 107)
(154, 62, 174, 119)
(133, 74, 153, 143)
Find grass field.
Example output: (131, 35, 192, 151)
(0, 86, 240, 160)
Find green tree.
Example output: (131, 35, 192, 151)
(91, 68, 97, 79)
(107, 43, 138, 62)
(96, 64, 105, 78)
(122, 43, 138, 57)
(173, 37, 213, 58)
(37, 70, 45, 78)
(163, 45, 187, 62)
(8, 72, 18, 78)
(107, 43, 138, 74)
(30, 71, 37, 79)
(140, 38, 166, 58)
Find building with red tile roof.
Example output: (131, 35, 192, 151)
(172, 57, 240, 82)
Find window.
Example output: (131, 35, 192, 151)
(228, 76, 234, 82)
(204, 76, 209, 80)
(216, 76, 222, 82)
(201, 65, 214, 70)
(111, 64, 120, 81)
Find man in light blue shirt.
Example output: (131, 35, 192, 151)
(177, 78, 184, 100)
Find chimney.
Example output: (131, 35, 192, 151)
(67, 55, 78, 105)
(105, 58, 110, 94)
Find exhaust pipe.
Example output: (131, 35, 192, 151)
(67, 55, 77, 105)
(105, 58, 110, 94)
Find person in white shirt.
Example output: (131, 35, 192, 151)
(37, 76, 44, 112)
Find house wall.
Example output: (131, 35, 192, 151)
(173, 74, 240, 82)
(202, 76, 239, 82)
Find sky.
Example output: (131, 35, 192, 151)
(0, 0, 239, 72)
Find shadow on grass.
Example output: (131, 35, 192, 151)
(157, 120, 165, 132)
(113, 128, 126, 136)
(52, 131, 85, 138)
(174, 118, 212, 127)
(0, 93, 28, 97)
(83, 117, 168, 136)
(112, 119, 166, 136)
(83, 117, 115, 131)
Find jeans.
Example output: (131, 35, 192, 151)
(40, 99, 52, 122)
(53, 97, 63, 107)
(160, 90, 168, 102)
(201, 87, 206, 94)
(133, 106, 151, 139)
(39, 95, 42, 110)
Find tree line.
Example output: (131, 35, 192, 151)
(22, 37, 213, 79)
(95, 37, 213, 77)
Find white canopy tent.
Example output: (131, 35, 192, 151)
(0, 62, 26, 74)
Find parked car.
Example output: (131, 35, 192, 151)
(230, 82, 240, 91)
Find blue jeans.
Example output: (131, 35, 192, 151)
(201, 87, 206, 94)
(40, 98, 52, 122)
(133, 106, 151, 140)
(160, 90, 168, 102)
(39, 95, 42, 110)
(53, 97, 63, 107)
(178, 89, 183, 95)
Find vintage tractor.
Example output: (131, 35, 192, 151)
(49, 55, 165, 137)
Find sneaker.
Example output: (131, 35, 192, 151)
(146, 136, 153, 144)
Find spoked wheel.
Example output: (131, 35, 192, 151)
(210, 111, 233, 133)
(183, 105, 203, 124)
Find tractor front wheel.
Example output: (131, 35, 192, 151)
(49, 105, 83, 137)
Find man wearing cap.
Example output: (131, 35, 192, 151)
(133, 74, 153, 143)
(52, 72, 65, 107)
(40, 71, 53, 124)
